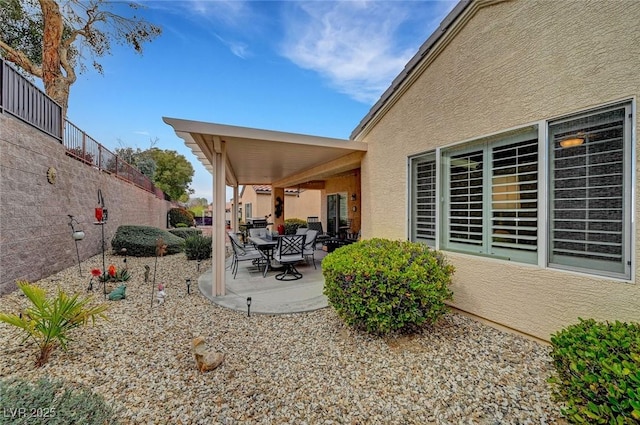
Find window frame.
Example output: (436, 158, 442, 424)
(440, 127, 540, 264)
(406, 99, 634, 281)
(547, 102, 633, 279)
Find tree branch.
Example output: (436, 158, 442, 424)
(0, 39, 43, 77)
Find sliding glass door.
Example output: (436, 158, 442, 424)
(327, 193, 347, 236)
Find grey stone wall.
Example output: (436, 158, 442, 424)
(0, 113, 173, 294)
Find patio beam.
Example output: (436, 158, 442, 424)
(273, 151, 365, 189)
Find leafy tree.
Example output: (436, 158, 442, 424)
(0, 0, 161, 116)
(148, 148, 194, 202)
(187, 198, 209, 218)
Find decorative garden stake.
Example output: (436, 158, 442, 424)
(94, 190, 108, 296)
(186, 278, 192, 295)
(247, 297, 252, 317)
(67, 215, 84, 276)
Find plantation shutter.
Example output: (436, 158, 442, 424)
(491, 137, 538, 259)
(412, 156, 437, 245)
(448, 149, 484, 247)
(549, 105, 629, 277)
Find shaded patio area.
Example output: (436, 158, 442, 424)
(198, 249, 329, 314)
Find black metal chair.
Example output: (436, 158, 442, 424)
(274, 234, 306, 281)
(228, 232, 265, 278)
(303, 229, 318, 269)
(307, 221, 331, 247)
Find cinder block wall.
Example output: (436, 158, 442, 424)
(0, 114, 172, 294)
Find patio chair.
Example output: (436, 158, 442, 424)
(302, 229, 319, 269)
(274, 234, 306, 281)
(228, 232, 265, 279)
(295, 227, 308, 235)
(306, 221, 331, 247)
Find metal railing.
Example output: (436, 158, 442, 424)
(1, 58, 63, 139)
(1, 58, 166, 199)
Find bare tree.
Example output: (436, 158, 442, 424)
(0, 0, 161, 116)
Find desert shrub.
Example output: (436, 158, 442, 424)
(184, 235, 213, 260)
(169, 228, 202, 239)
(111, 225, 184, 257)
(322, 238, 454, 335)
(168, 207, 194, 227)
(0, 377, 119, 424)
(284, 218, 307, 235)
(548, 318, 640, 423)
(0, 282, 109, 367)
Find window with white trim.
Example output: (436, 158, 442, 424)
(548, 104, 631, 278)
(409, 154, 437, 246)
(441, 129, 539, 263)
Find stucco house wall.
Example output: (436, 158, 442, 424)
(359, 0, 640, 340)
(239, 185, 321, 223)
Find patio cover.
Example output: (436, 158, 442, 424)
(163, 117, 368, 296)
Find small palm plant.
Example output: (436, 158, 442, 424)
(0, 281, 109, 367)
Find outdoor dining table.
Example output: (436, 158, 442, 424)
(248, 235, 280, 276)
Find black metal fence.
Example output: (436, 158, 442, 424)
(1, 58, 166, 199)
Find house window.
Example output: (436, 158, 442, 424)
(442, 128, 539, 263)
(408, 101, 632, 279)
(245, 203, 252, 220)
(548, 104, 631, 278)
(410, 154, 437, 246)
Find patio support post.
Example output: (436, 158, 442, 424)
(212, 139, 227, 297)
(232, 185, 239, 234)
(272, 186, 285, 232)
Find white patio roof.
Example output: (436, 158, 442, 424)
(163, 116, 368, 298)
(162, 117, 368, 187)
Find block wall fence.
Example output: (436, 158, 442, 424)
(0, 113, 173, 294)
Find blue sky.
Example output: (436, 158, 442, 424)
(65, 0, 457, 202)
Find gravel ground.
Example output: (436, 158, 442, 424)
(0, 252, 565, 424)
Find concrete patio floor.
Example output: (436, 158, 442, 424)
(198, 249, 329, 314)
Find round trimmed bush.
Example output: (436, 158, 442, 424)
(284, 218, 307, 235)
(168, 207, 194, 227)
(111, 225, 184, 257)
(548, 319, 640, 423)
(322, 238, 454, 335)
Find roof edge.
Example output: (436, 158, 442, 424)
(349, 0, 473, 140)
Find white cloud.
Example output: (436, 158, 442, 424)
(280, 1, 456, 104)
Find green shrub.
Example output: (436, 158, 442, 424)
(111, 225, 184, 257)
(184, 235, 213, 260)
(169, 228, 203, 239)
(548, 318, 640, 423)
(0, 377, 119, 424)
(0, 282, 109, 367)
(176, 222, 188, 228)
(322, 238, 454, 335)
(284, 218, 307, 235)
(168, 207, 194, 227)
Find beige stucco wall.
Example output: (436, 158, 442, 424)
(359, 0, 640, 340)
(240, 187, 321, 223)
(282, 190, 322, 222)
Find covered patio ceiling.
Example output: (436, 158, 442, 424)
(163, 117, 368, 188)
